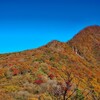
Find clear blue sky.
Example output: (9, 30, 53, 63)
(0, 0, 100, 53)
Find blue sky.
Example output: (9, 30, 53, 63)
(0, 0, 100, 53)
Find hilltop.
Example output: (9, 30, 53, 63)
(0, 25, 100, 100)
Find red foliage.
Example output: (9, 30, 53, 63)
(65, 80, 72, 91)
(66, 81, 70, 85)
(9, 64, 13, 67)
(48, 74, 55, 79)
(11, 68, 19, 75)
(34, 79, 43, 85)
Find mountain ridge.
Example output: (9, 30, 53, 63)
(1, 25, 99, 54)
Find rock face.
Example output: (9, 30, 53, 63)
(0, 25, 100, 100)
(68, 25, 100, 66)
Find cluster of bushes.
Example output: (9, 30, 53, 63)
(0, 64, 99, 100)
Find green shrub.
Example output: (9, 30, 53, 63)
(74, 88, 84, 100)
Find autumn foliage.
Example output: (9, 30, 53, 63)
(0, 25, 100, 100)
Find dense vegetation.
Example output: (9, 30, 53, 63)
(0, 25, 100, 100)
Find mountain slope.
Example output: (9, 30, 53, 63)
(0, 25, 100, 100)
(68, 25, 100, 66)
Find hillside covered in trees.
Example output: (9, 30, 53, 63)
(0, 25, 100, 100)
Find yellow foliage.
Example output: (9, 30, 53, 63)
(28, 98, 38, 100)
(4, 85, 19, 92)
(39, 93, 52, 100)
